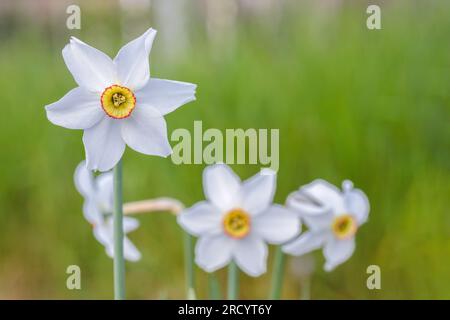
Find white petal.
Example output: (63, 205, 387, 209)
(283, 231, 330, 256)
(74, 161, 94, 196)
(177, 201, 222, 236)
(285, 188, 335, 230)
(114, 28, 156, 90)
(252, 205, 300, 244)
(120, 104, 172, 157)
(45, 87, 104, 130)
(343, 183, 370, 225)
(123, 217, 140, 233)
(302, 211, 335, 231)
(95, 172, 114, 213)
(135, 78, 196, 115)
(82, 198, 102, 224)
(323, 237, 355, 271)
(241, 169, 276, 215)
(203, 164, 241, 212)
(83, 117, 126, 172)
(123, 237, 142, 262)
(286, 189, 329, 215)
(233, 235, 268, 277)
(93, 224, 111, 247)
(195, 234, 234, 272)
(300, 179, 346, 214)
(62, 37, 116, 91)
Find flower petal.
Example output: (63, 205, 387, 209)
(82, 198, 102, 224)
(252, 205, 300, 244)
(95, 172, 114, 213)
(323, 237, 355, 271)
(62, 37, 116, 91)
(233, 235, 268, 277)
(45, 87, 104, 130)
(93, 224, 110, 247)
(123, 237, 142, 262)
(114, 28, 156, 90)
(286, 189, 334, 230)
(177, 201, 222, 236)
(83, 117, 126, 172)
(283, 231, 330, 256)
(300, 179, 346, 214)
(123, 217, 140, 233)
(195, 234, 234, 272)
(74, 161, 94, 196)
(301, 211, 335, 231)
(120, 104, 172, 157)
(135, 78, 196, 115)
(203, 164, 241, 212)
(241, 169, 276, 215)
(343, 181, 370, 225)
(286, 189, 329, 215)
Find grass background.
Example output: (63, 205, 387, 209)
(0, 0, 449, 299)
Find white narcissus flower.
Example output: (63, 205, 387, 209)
(283, 179, 369, 271)
(46, 28, 196, 172)
(178, 164, 300, 277)
(74, 161, 141, 261)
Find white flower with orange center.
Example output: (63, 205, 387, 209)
(178, 164, 300, 277)
(74, 161, 141, 261)
(46, 28, 196, 172)
(283, 179, 369, 271)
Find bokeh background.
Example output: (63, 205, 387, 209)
(0, 0, 449, 299)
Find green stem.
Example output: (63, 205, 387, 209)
(269, 247, 285, 299)
(208, 273, 222, 300)
(183, 232, 195, 299)
(113, 160, 125, 300)
(300, 276, 311, 300)
(227, 261, 239, 300)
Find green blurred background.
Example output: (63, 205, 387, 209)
(0, 0, 449, 299)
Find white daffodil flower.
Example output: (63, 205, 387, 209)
(178, 164, 300, 277)
(283, 179, 369, 271)
(46, 28, 196, 172)
(74, 161, 141, 261)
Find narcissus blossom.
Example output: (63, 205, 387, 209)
(283, 180, 369, 271)
(74, 161, 141, 261)
(46, 28, 196, 172)
(178, 164, 300, 277)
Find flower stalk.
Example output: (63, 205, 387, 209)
(184, 232, 196, 299)
(208, 273, 222, 300)
(269, 246, 286, 299)
(113, 160, 126, 300)
(227, 261, 239, 300)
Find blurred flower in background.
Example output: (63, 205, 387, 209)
(74, 161, 141, 261)
(283, 180, 369, 271)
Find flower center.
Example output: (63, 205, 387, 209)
(332, 214, 357, 240)
(223, 208, 251, 239)
(101, 85, 136, 119)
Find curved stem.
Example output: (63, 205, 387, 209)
(269, 246, 285, 299)
(123, 198, 184, 216)
(113, 160, 125, 300)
